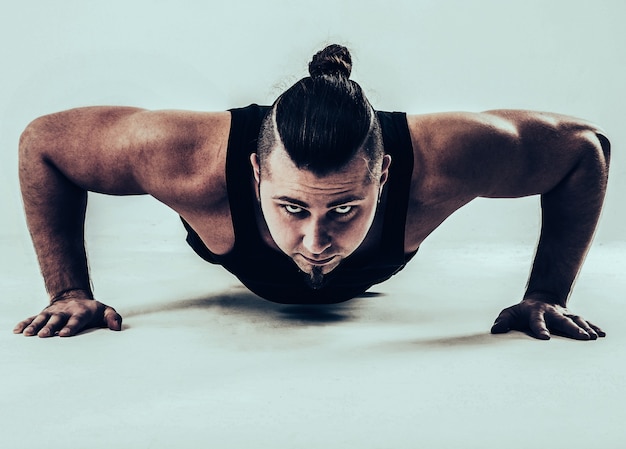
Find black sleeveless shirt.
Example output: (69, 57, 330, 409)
(182, 104, 416, 304)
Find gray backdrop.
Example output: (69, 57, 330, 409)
(2, 0, 624, 249)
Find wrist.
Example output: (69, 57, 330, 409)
(523, 291, 566, 307)
(50, 288, 94, 304)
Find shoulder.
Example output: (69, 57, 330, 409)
(406, 109, 604, 145)
(403, 111, 522, 202)
(404, 110, 607, 200)
(24, 106, 232, 168)
(127, 109, 231, 175)
(121, 109, 232, 206)
(25, 106, 231, 147)
(406, 111, 521, 151)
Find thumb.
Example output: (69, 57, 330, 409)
(104, 307, 123, 331)
(490, 309, 513, 334)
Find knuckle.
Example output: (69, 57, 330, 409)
(61, 310, 74, 320)
(75, 310, 91, 320)
(37, 310, 51, 319)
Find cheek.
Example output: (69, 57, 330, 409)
(335, 207, 377, 248)
(263, 206, 298, 247)
(348, 216, 372, 242)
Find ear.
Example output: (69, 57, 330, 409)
(250, 153, 261, 184)
(379, 154, 392, 187)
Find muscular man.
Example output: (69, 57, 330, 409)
(14, 44, 610, 340)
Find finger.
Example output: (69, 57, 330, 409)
(587, 321, 606, 338)
(37, 314, 69, 338)
(490, 309, 513, 334)
(528, 308, 551, 340)
(13, 316, 37, 334)
(104, 307, 123, 331)
(22, 313, 51, 337)
(58, 306, 122, 337)
(546, 313, 590, 340)
(59, 313, 90, 337)
(568, 315, 598, 340)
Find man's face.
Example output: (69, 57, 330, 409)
(251, 147, 390, 288)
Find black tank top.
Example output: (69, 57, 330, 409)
(182, 104, 416, 304)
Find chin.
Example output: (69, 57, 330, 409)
(299, 259, 342, 290)
(294, 256, 342, 276)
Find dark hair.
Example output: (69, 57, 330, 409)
(258, 44, 383, 179)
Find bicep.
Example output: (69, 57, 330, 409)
(21, 106, 148, 195)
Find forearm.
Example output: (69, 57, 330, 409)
(23, 194, 93, 301)
(525, 221, 595, 307)
(525, 134, 610, 306)
(19, 140, 93, 301)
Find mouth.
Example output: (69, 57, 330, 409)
(299, 254, 337, 266)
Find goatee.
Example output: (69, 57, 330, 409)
(304, 266, 325, 290)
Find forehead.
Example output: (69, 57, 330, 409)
(263, 146, 372, 193)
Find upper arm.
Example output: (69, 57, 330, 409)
(480, 110, 610, 198)
(20, 106, 146, 194)
(19, 107, 231, 204)
(407, 110, 610, 201)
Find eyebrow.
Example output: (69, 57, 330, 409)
(272, 195, 366, 209)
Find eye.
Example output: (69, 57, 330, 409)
(333, 205, 353, 215)
(284, 204, 304, 214)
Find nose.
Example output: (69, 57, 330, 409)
(302, 218, 332, 255)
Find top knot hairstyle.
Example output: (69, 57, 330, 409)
(257, 44, 384, 180)
(308, 44, 352, 79)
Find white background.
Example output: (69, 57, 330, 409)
(1, 0, 624, 246)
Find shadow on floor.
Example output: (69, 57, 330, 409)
(361, 332, 526, 353)
(121, 287, 385, 326)
(419, 332, 515, 347)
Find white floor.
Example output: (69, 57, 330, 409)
(1, 232, 625, 449)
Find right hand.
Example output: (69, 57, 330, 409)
(13, 297, 122, 338)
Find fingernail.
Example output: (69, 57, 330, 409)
(59, 328, 70, 337)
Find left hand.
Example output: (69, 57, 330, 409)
(490, 298, 605, 340)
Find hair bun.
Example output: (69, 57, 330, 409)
(308, 44, 352, 79)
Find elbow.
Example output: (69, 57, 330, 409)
(19, 114, 62, 169)
(595, 132, 611, 172)
(19, 116, 47, 162)
(18, 116, 59, 189)
(570, 130, 611, 198)
(588, 131, 611, 184)
(19, 122, 35, 158)
(576, 129, 611, 176)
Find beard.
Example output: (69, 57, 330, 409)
(303, 265, 326, 290)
